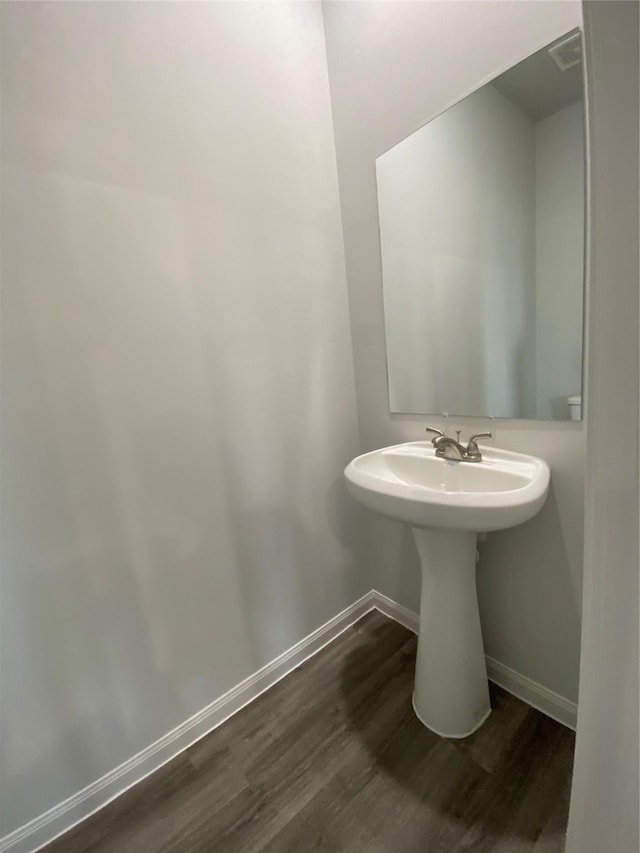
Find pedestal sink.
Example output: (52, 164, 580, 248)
(344, 441, 550, 738)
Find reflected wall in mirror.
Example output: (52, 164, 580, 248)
(377, 30, 585, 420)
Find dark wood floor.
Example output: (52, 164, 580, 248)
(43, 611, 575, 853)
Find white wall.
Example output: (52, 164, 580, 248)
(0, 1, 366, 839)
(322, 0, 585, 702)
(535, 101, 585, 419)
(377, 84, 536, 418)
(567, 2, 639, 850)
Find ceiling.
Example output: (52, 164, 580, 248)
(491, 29, 584, 121)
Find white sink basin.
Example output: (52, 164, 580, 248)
(345, 441, 549, 532)
(344, 439, 550, 739)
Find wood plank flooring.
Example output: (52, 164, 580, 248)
(43, 611, 575, 853)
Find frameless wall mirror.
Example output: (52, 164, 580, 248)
(377, 29, 586, 421)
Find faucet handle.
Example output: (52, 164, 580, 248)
(425, 426, 445, 445)
(466, 432, 492, 455)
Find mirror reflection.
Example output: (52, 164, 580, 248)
(377, 30, 585, 420)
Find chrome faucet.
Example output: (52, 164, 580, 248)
(426, 427, 492, 463)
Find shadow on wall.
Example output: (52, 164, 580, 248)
(338, 618, 573, 846)
(202, 469, 370, 671)
(477, 479, 582, 701)
(1, 163, 367, 834)
(0, 539, 190, 833)
(178, 207, 369, 672)
(365, 512, 422, 608)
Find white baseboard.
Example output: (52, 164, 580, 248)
(1, 588, 577, 853)
(0, 591, 378, 853)
(485, 656, 577, 731)
(369, 589, 420, 633)
(368, 591, 577, 731)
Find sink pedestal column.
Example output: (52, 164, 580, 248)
(411, 527, 491, 738)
